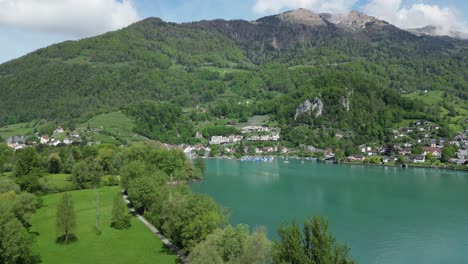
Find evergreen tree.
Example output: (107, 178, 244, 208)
(110, 193, 131, 229)
(56, 192, 76, 243)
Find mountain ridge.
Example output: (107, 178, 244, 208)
(0, 8, 467, 143)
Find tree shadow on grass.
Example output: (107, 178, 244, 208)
(159, 244, 185, 264)
(55, 234, 78, 245)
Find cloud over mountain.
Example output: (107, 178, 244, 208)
(364, 0, 468, 38)
(0, 0, 140, 37)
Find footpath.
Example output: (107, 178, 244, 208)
(121, 190, 188, 263)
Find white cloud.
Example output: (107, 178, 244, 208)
(0, 0, 140, 37)
(364, 0, 468, 38)
(253, 0, 357, 14)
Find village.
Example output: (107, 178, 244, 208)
(4, 120, 468, 168)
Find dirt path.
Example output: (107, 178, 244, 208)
(121, 190, 188, 263)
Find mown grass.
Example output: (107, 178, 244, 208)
(39, 174, 75, 192)
(30, 186, 178, 264)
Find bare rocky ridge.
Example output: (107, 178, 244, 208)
(277, 8, 327, 27)
(325, 10, 387, 29)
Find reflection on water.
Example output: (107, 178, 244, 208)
(192, 159, 468, 264)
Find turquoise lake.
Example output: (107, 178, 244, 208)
(191, 159, 468, 264)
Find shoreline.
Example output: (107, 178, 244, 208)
(200, 155, 468, 172)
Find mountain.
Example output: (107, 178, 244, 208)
(0, 9, 467, 146)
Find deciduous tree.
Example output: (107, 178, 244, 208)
(111, 193, 131, 229)
(56, 192, 76, 243)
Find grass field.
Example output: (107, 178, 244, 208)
(30, 186, 177, 264)
(0, 119, 58, 139)
(403, 91, 468, 131)
(39, 174, 75, 192)
(235, 115, 271, 128)
(77, 111, 147, 144)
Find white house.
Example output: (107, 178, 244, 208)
(54, 126, 65, 133)
(412, 155, 426, 163)
(40, 135, 49, 144)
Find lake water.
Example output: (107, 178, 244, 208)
(191, 158, 468, 264)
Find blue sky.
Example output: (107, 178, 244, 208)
(1, 0, 467, 63)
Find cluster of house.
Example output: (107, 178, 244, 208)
(209, 135, 243, 145)
(345, 128, 468, 165)
(241, 126, 281, 141)
(208, 126, 281, 145)
(392, 120, 440, 140)
(5, 126, 81, 150)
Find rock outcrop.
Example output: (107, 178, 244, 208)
(294, 97, 323, 120)
(342, 96, 350, 112)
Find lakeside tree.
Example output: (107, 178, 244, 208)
(189, 224, 272, 264)
(273, 216, 355, 264)
(193, 157, 205, 176)
(56, 192, 77, 244)
(441, 145, 456, 162)
(159, 189, 227, 253)
(110, 193, 131, 230)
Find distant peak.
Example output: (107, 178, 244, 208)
(277, 8, 326, 27)
(326, 10, 384, 29)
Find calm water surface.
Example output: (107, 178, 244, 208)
(191, 159, 468, 264)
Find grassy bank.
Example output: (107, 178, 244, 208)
(30, 186, 177, 264)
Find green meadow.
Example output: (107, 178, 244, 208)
(76, 111, 148, 144)
(403, 91, 468, 131)
(30, 186, 177, 264)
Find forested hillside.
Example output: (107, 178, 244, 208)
(1, 9, 467, 146)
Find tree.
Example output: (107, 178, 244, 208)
(111, 193, 131, 229)
(396, 155, 407, 164)
(64, 154, 75, 174)
(273, 216, 355, 264)
(425, 152, 435, 163)
(334, 149, 345, 162)
(13, 147, 41, 177)
(194, 157, 205, 176)
(71, 158, 103, 189)
(411, 145, 424, 155)
(160, 191, 227, 253)
(0, 144, 13, 175)
(441, 145, 456, 162)
(188, 225, 272, 264)
(13, 193, 39, 229)
(0, 178, 20, 194)
(48, 153, 62, 174)
(0, 200, 41, 264)
(56, 192, 76, 243)
(240, 227, 272, 264)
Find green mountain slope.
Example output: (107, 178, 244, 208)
(1, 9, 467, 145)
